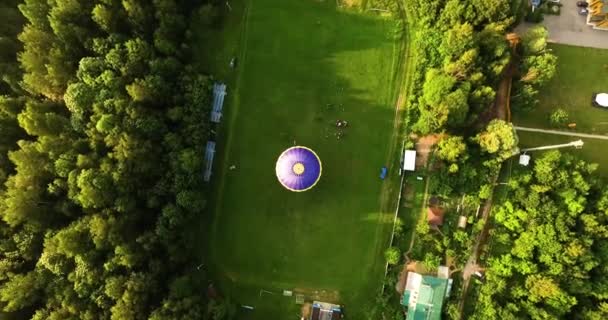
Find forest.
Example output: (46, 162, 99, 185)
(472, 151, 608, 319)
(0, 0, 222, 319)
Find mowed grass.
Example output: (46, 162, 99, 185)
(512, 44, 608, 176)
(517, 131, 608, 176)
(512, 44, 608, 134)
(207, 0, 399, 318)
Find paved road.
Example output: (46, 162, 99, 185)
(515, 0, 608, 50)
(514, 126, 608, 140)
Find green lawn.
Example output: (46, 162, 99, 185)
(513, 44, 608, 134)
(512, 44, 608, 176)
(199, 0, 403, 318)
(517, 131, 608, 176)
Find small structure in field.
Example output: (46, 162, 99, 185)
(310, 301, 342, 320)
(403, 150, 416, 172)
(594, 93, 608, 107)
(519, 154, 531, 166)
(457, 215, 468, 229)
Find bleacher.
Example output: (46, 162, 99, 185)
(204, 141, 216, 182)
(310, 301, 342, 320)
(210, 83, 227, 123)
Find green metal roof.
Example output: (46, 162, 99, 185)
(402, 275, 449, 320)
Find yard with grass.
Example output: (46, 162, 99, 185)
(516, 131, 608, 176)
(512, 44, 608, 175)
(512, 44, 608, 134)
(198, 0, 406, 318)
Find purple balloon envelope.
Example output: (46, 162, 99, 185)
(275, 146, 322, 192)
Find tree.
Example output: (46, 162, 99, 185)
(437, 136, 467, 162)
(522, 26, 549, 56)
(549, 108, 569, 127)
(511, 84, 539, 110)
(0, 271, 42, 311)
(521, 53, 557, 86)
(1, 0, 214, 319)
(384, 247, 401, 265)
(474, 119, 518, 160)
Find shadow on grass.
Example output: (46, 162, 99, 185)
(187, 0, 405, 319)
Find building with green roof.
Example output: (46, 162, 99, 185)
(401, 272, 450, 320)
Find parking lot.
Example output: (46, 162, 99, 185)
(516, 0, 608, 49)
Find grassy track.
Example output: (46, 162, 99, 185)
(512, 44, 608, 134)
(198, 0, 404, 318)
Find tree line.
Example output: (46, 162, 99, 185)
(0, 0, 224, 319)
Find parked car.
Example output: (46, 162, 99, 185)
(579, 8, 588, 15)
(379, 166, 387, 180)
(577, 1, 589, 7)
(547, 0, 560, 3)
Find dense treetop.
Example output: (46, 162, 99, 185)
(472, 151, 608, 319)
(0, 0, 220, 319)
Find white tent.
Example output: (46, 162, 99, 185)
(596, 93, 608, 107)
(403, 150, 416, 171)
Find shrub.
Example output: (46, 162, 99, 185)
(549, 108, 569, 127)
(525, 7, 544, 23)
(479, 184, 493, 200)
(384, 247, 401, 265)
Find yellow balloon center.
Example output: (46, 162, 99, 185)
(292, 162, 305, 175)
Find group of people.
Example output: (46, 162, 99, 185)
(336, 119, 349, 128)
(335, 120, 349, 140)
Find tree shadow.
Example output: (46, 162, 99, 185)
(193, 0, 405, 317)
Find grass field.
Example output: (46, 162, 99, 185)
(512, 44, 608, 134)
(512, 44, 608, 176)
(198, 0, 404, 318)
(517, 131, 608, 176)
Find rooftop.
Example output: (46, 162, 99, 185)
(402, 272, 449, 320)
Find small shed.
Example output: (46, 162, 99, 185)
(457, 216, 467, 229)
(403, 150, 416, 171)
(519, 154, 530, 166)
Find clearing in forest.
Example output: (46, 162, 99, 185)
(512, 44, 608, 175)
(204, 0, 403, 318)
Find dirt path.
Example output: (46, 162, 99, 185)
(492, 63, 515, 122)
(457, 174, 499, 316)
(514, 126, 608, 140)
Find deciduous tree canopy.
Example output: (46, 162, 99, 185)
(472, 151, 608, 319)
(0, 0, 217, 318)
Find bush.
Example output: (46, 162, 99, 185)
(525, 6, 544, 23)
(547, 3, 560, 15)
(393, 217, 404, 238)
(549, 108, 569, 127)
(479, 184, 493, 200)
(384, 247, 401, 265)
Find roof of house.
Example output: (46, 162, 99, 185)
(427, 206, 445, 226)
(402, 272, 449, 320)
